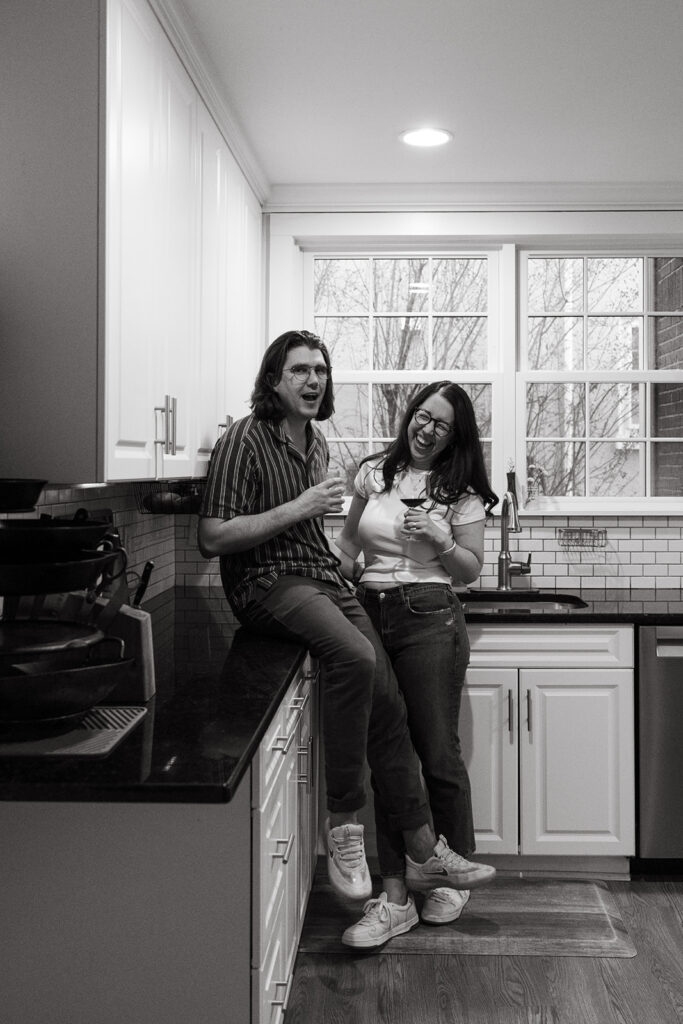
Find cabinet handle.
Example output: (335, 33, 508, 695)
(526, 689, 532, 734)
(271, 729, 296, 755)
(273, 833, 295, 864)
(170, 395, 177, 456)
(297, 744, 308, 785)
(271, 975, 293, 1009)
(507, 688, 514, 736)
(290, 692, 310, 714)
(154, 395, 172, 455)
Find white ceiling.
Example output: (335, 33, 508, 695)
(170, 0, 683, 206)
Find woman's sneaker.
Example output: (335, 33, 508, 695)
(421, 887, 470, 924)
(326, 820, 372, 900)
(406, 835, 496, 891)
(341, 893, 419, 948)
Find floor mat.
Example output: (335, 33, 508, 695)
(298, 875, 637, 957)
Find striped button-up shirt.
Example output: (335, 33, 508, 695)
(199, 414, 345, 611)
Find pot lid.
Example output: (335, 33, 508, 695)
(0, 620, 105, 656)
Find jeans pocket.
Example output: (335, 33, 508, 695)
(405, 587, 455, 623)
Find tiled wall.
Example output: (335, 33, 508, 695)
(8, 483, 681, 601)
(178, 512, 683, 593)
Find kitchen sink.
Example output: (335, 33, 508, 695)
(459, 590, 588, 615)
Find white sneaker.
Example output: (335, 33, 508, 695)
(342, 892, 419, 948)
(421, 887, 470, 924)
(406, 835, 496, 892)
(326, 820, 372, 900)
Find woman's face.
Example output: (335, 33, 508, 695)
(407, 392, 455, 469)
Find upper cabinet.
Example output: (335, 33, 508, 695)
(0, 0, 263, 484)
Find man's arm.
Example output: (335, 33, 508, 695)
(198, 476, 345, 557)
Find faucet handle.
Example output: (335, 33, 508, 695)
(521, 554, 532, 575)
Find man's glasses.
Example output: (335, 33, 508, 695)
(412, 407, 453, 439)
(285, 364, 330, 383)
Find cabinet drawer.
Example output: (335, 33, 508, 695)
(469, 624, 633, 668)
(252, 887, 289, 1024)
(253, 744, 296, 967)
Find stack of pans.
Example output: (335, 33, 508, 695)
(0, 487, 133, 729)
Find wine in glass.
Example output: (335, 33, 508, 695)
(400, 497, 424, 541)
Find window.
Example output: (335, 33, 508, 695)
(521, 255, 683, 506)
(308, 255, 500, 493)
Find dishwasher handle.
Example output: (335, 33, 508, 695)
(654, 626, 683, 658)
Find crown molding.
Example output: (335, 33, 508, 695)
(147, 0, 270, 204)
(264, 181, 683, 214)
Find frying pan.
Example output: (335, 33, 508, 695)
(0, 550, 119, 596)
(0, 517, 115, 561)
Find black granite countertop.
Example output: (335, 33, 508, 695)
(0, 587, 307, 804)
(1, 584, 682, 805)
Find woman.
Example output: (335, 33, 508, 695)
(336, 381, 498, 948)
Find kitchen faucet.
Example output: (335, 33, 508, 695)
(497, 487, 532, 590)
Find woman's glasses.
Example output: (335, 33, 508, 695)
(285, 364, 330, 383)
(412, 407, 453, 439)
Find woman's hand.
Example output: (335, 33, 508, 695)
(400, 508, 449, 549)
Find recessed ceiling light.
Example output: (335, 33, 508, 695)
(400, 127, 452, 147)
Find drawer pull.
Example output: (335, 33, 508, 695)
(273, 833, 295, 864)
(526, 689, 532, 734)
(271, 729, 296, 754)
(507, 688, 514, 736)
(297, 744, 309, 786)
(290, 692, 310, 714)
(271, 975, 293, 1008)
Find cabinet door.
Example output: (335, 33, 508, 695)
(462, 668, 518, 855)
(519, 668, 635, 856)
(105, 0, 161, 480)
(296, 660, 319, 934)
(155, 34, 198, 478)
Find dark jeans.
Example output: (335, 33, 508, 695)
(356, 582, 475, 878)
(236, 575, 430, 833)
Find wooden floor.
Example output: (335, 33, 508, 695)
(285, 872, 683, 1024)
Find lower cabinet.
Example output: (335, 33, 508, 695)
(251, 655, 319, 1023)
(462, 624, 635, 858)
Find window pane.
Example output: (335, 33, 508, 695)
(651, 383, 683, 437)
(527, 316, 583, 369)
(589, 442, 643, 497)
(432, 258, 487, 312)
(461, 383, 492, 437)
(373, 259, 429, 312)
(525, 441, 586, 496)
(586, 317, 641, 370)
(373, 384, 423, 438)
(433, 317, 488, 370)
(319, 384, 367, 438)
(589, 383, 641, 439)
(649, 316, 683, 369)
(315, 317, 368, 370)
(653, 257, 683, 312)
(374, 317, 427, 370)
(586, 257, 642, 312)
(314, 259, 368, 314)
(527, 382, 586, 437)
(528, 258, 583, 313)
(652, 442, 683, 496)
(327, 441, 368, 493)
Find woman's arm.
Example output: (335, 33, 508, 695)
(434, 518, 485, 585)
(331, 493, 367, 580)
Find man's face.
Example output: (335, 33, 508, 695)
(274, 345, 328, 423)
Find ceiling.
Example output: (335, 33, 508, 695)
(170, 0, 683, 207)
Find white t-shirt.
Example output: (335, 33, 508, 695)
(353, 459, 486, 586)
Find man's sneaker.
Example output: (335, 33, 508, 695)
(406, 835, 496, 892)
(341, 892, 419, 948)
(326, 820, 372, 900)
(421, 887, 470, 924)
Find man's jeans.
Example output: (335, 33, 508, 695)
(236, 575, 430, 833)
(357, 582, 475, 877)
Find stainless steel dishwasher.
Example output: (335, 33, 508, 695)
(638, 625, 683, 858)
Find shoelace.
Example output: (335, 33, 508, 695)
(360, 897, 390, 923)
(332, 830, 365, 866)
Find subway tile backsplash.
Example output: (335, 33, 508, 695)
(10, 484, 682, 600)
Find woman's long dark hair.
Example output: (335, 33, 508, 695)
(250, 330, 335, 421)
(363, 381, 498, 512)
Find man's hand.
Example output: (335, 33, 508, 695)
(294, 476, 345, 518)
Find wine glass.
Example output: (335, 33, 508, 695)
(400, 497, 424, 541)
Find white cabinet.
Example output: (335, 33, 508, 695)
(462, 625, 635, 858)
(0, 0, 262, 484)
(252, 656, 318, 1024)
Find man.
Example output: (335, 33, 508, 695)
(198, 330, 493, 945)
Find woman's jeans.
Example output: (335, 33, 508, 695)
(236, 575, 430, 834)
(356, 582, 475, 878)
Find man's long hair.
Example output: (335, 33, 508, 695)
(250, 330, 335, 421)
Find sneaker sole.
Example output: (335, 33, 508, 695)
(406, 867, 495, 893)
(341, 914, 419, 949)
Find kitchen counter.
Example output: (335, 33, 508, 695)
(0, 587, 307, 803)
(1, 584, 682, 804)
